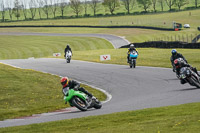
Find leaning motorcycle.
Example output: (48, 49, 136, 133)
(129, 51, 138, 68)
(66, 50, 72, 63)
(64, 88, 102, 111)
(179, 67, 200, 88)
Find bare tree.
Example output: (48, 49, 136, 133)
(0, 0, 6, 22)
(90, 0, 100, 16)
(122, 0, 135, 14)
(102, 0, 119, 15)
(29, 0, 37, 19)
(165, 0, 176, 11)
(136, 0, 152, 12)
(83, 0, 88, 16)
(70, 0, 82, 17)
(43, 0, 50, 19)
(21, 0, 28, 20)
(6, 1, 13, 20)
(50, 0, 58, 18)
(152, 0, 157, 12)
(37, 0, 43, 19)
(158, 0, 164, 11)
(175, 0, 188, 10)
(60, 0, 68, 18)
(194, 0, 199, 8)
(13, 0, 21, 20)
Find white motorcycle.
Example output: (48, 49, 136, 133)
(66, 50, 72, 63)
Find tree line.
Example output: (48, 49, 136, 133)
(0, 0, 199, 22)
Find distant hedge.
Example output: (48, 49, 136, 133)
(0, 25, 173, 31)
(120, 41, 200, 49)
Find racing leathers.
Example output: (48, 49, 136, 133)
(64, 45, 72, 58)
(62, 80, 93, 98)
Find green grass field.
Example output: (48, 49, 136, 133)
(0, 63, 106, 121)
(0, 35, 113, 60)
(1, 102, 200, 133)
(1, 9, 200, 29)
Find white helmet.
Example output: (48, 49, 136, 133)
(130, 44, 134, 49)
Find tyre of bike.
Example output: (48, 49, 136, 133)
(133, 60, 136, 68)
(71, 96, 87, 111)
(189, 76, 200, 88)
(93, 100, 102, 109)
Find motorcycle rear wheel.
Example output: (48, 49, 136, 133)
(93, 100, 102, 109)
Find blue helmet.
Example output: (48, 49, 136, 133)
(171, 49, 177, 55)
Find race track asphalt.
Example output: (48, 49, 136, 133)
(0, 58, 200, 128)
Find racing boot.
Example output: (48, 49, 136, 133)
(92, 96, 99, 103)
(127, 58, 130, 63)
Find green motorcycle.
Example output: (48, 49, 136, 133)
(64, 88, 102, 111)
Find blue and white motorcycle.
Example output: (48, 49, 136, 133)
(129, 51, 138, 68)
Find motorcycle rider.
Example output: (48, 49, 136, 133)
(174, 58, 199, 84)
(127, 44, 139, 63)
(64, 45, 72, 58)
(60, 77, 97, 103)
(170, 49, 187, 72)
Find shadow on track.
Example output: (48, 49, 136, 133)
(178, 87, 200, 91)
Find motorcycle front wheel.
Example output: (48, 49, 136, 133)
(67, 59, 70, 63)
(72, 96, 87, 111)
(190, 76, 200, 88)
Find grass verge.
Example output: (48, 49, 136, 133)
(71, 48, 200, 70)
(0, 102, 200, 133)
(0, 63, 106, 121)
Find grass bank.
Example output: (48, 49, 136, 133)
(0, 35, 113, 60)
(0, 63, 106, 121)
(1, 102, 200, 133)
